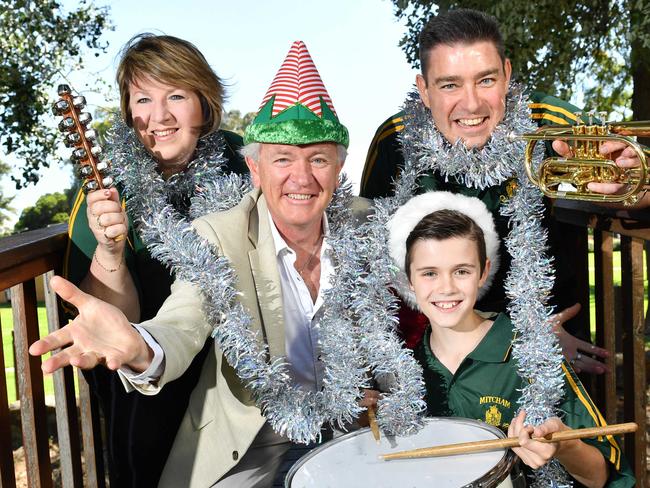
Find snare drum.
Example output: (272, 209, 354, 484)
(286, 417, 517, 488)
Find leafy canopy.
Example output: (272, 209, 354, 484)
(13, 191, 71, 233)
(391, 0, 650, 117)
(0, 0, 112, 188)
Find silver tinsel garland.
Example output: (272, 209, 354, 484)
(389, 86, 569, 486)
(107, 118, 424, 443)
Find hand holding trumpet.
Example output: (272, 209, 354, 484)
(552, 138, 647, 200)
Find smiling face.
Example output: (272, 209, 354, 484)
(409, 236, 490, 332)
(128, 76, 203, 175)
(416, 41, 512, 149)
(245, 143, 343, 237)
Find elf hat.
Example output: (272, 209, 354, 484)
(243, 40, 349, 148)
(387, 192, 500, 310)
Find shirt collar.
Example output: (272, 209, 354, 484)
(466, 312, 517, 363)
(268, 210, 330, 258)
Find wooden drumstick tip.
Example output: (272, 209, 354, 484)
(379, 422, 637, 461)
(368, 406, 380, 443)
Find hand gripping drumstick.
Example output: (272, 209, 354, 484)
(379, 422, 637, 460)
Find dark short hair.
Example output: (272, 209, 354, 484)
(405, 209, 487, 280)
(116, 33, 224, 135)
(418, 9, 505, 78)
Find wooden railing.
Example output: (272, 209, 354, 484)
(553, 200, 648, 485)
(0, 205, 647, 486)
(0, 223, 104, 488)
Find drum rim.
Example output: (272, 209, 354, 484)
(285, 417, 517, 488)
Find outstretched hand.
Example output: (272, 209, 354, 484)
(29, 276, 153, 374)
(550, 303, 609, 375)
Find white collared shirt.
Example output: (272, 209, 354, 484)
(268, 210, 332, 392)
(122, 212, 334, 394)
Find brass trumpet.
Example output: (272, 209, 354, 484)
(508, 113, 650, 206)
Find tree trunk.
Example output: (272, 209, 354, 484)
(630, 7, 650, 145)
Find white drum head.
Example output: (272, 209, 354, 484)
(286, 418, 514, 488)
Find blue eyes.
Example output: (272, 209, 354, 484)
(134, 94, 185, 104)
(439, 79, 496, 90)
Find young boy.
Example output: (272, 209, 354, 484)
(387, 192, 634, 488)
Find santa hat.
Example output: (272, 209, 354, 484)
(244, 41, 349, 147)
(387, 192, 500, 310)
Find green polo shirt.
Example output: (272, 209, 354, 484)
(414, 313, 635, 487)
(63, 129, 247, 320)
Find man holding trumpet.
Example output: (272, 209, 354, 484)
(360, 8, 649, 374)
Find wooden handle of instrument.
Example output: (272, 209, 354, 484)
(380, 422, 637, 461)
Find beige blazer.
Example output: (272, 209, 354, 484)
(135, 188, 368, 487)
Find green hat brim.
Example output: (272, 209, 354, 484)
(244, 118, 349, 148)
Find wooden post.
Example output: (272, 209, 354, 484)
(593, 230, 617, 423)
(619, 236, 647, 482)
(11, 280, 52, 488)
(0, 309, 17, 488)
(42, 272, 84, 488)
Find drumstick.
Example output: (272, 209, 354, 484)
(368, 406, 380, 443)
(380, 422, 637, 460)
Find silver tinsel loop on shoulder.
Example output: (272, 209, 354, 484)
(386, 85, 569, 486)
(106, 117, 424, 443)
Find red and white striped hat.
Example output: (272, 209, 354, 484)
(244, 41, 349, 147)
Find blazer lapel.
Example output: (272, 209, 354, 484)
(248, 194, 286, 359)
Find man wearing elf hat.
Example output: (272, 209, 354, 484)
(359, 8, 648, 373)
(30, 41, 423, 487)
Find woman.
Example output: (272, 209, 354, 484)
(64, 34, 248, 487)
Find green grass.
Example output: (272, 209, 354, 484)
(1, 302, 54, 403)
(586, 251, 649, 339)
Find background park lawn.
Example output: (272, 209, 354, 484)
(1, 302, 53, 403)
(0, 251, 648, 404)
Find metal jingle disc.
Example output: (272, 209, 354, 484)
(58, 117, 75, 132)
(84, 128, 97, 141)
(102, 176, 114, 187)
(52, 100, 69, 116)
(77, 112, 92, 125)
(90, 146, 102, 156)
(72, 147, 87, 160)
(84, 180, 99, 193)
(79, 165, 94, 177)
(96, 161, 109, 172)
(72, 95, 86, 108)
(64, 132, 81, 147)
(57, 84, 71, 96)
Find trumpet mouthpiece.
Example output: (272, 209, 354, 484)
(506, 131, 519, 143)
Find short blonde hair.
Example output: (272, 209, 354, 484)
(116, 33, 224, 135)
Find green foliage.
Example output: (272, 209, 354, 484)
(13, 192, 70, 233)
(92, 105, 119, 146)
(391, 0, 650, 118)
(0, 161, 14, 234)
(0, 0, 112, 189)
(221, 109, 256, 135)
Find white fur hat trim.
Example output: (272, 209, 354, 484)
(386, 191, 500, 310)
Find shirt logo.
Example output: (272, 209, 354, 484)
(485, 405, 502, 427)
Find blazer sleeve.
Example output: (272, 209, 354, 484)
(137, 217, 223, 388)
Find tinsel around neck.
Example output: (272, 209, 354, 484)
(400, 83, 535, 189)
(107, 116, 425, 443)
